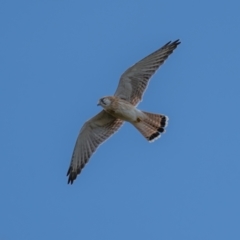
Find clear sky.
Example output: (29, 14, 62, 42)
(1, 0, 240, 239)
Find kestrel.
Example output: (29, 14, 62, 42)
(67, 40, 181, 184)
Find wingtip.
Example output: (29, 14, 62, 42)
(67, 173, 77, 185)
(163, 39, 181, 49)
(173, 39, 181, 45)
(66, 166, 72, 176)
(67, 178, 72, 184)
(66, 166, 77, 184)
(170, 39, 181, 46)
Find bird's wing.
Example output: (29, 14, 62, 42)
(67, 110, 123, 184)
(114, 39, 181, 106)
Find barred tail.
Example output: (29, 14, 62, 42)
(133, 111, 169, 142)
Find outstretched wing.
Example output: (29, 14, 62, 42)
(67, 110, 123, 184)
(114, 39, 181, 106)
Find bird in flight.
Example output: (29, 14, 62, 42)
(67, 39, 181, 184)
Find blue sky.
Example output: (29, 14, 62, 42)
(1, 0, 240, 239)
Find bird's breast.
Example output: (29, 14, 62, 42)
(107, 101, 142, 122)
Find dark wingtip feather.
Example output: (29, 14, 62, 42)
(173, 39, 181, 45)
(171, 39, 181, 46)
(164, 39, 181, 47)
(67, 172, 77, 185)
(66, 166, 78, 185)
(66, 166, 72, 176)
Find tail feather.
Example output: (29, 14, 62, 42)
(133, 111, 169, 142)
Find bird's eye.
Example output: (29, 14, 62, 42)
(101, 98, 106, 104)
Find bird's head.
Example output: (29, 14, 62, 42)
(97, 97, 112, 108)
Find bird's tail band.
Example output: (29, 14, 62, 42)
(133, 111, 168, 142)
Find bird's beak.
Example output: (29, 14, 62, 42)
(97, 101, 100, 106)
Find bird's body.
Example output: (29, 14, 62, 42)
(98, 96, 144, 123)
(67, 39, 181, 184)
